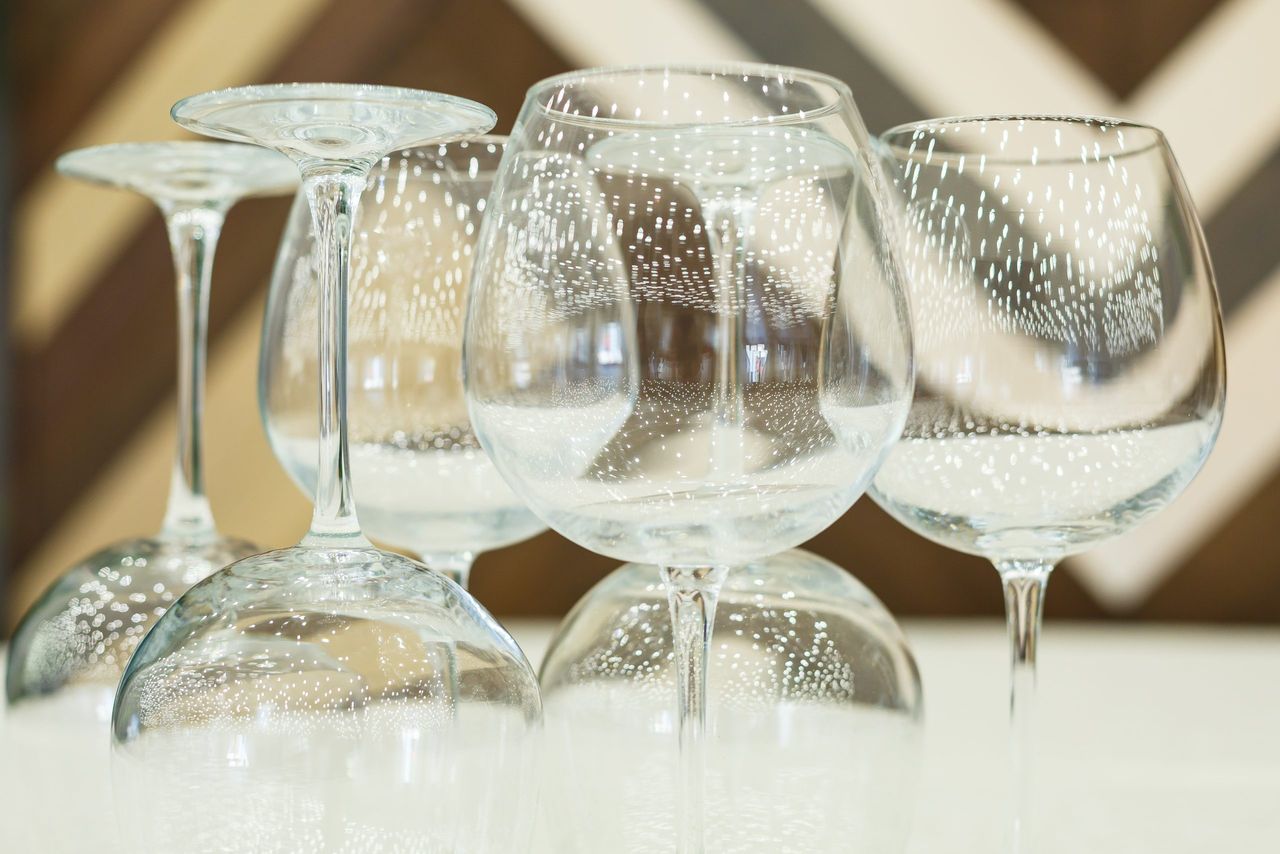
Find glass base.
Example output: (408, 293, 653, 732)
(56, 141, 297, 207)
(112, 544, 540, 853)
(6, 534, 257, 708)
(171, 84, 497, 172)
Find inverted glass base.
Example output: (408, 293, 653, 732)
(56, 141, 297, 207)
(171, 83, 497, 172)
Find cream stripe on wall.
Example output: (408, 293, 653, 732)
(7, 294, 312, 626)
(1130, 0, 1280, 214)
(13, 0, 328, 347)
(503, 0, 752, 66)
(1081, 262, 1280, 607)
(807, 0, 1114, 118)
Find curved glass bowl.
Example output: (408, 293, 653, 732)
(537, 548, 923, 853)
(112, 547, 542, 853)
(8, 536, 255, 710)
(3, 536, 254, 854)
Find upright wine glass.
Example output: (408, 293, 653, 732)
(111, 85, 541, 853)
(869, 116, 1226, 851)
(261, 136, 545, 588)
(465, 64, 913, 853)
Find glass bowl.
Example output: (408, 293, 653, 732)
(110, 547, 542, 853)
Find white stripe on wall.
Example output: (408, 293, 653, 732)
(504, 0, 754, 68)
(1129, 0, 1280, 213)
(1073, 262, 1280, 607)
(807, 0, 1113, 120)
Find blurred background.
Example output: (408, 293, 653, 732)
(2, 0, 1278, 635)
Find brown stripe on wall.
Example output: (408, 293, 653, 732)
(1136, 469, 1280, 623)
(1205, 144, 1280, 316)
(808, 503, 1107, 620)
(699, 0, 924, 133)
(10, 0, 188, 194)
(1012, 0, 1230, 98)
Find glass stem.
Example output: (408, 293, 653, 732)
(301, 171, 371, 550)
(662, 564, 728, 854)
(416, 550, 475, 589)
(159, 205, 225, 542)
(703, 202, 750, 480)
(996, 558, 1054, 854)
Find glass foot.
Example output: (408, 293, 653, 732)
(56, 141, 297, 208)
(171, 83, 496, 172)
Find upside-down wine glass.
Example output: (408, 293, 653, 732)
(8, 141, 296, 708)
(464, 64, 913, 853)
(869, 116, 1226, 852)
(536, 548, 924, 852)
(2, 140, 294, 854)
(110, 85, 542, 853)
(261, 136, 545, 588)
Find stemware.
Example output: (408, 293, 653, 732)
(261, 136, 545, 588)
(464, 64, 913, 852)
(110, 85, 541, 853)
(537, 548, 923, 852)
(7, 142, 296, 710)
(870, 116, 1226, 851)
(1, 140, 294, 854)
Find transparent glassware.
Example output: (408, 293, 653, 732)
(110, 85, 542, 853)
(464, 64, 913, 853)
(261, 136, 545, 588)
(869, 116, 1226, 852)
(0, 139, 295, 854)
(537, 548, 923, 853)
(6, 142, 297, 706)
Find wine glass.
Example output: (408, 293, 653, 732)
(464, 64, 913, 853)
(536, 548, 923, 852)
(869, 116, 1226, 852)
(261, 136, 545, 588)
(8, 142, 295, 710)
(1, 140, 295, 853)
(110, 85, 541, 853)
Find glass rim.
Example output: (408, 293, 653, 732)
(880, 114, 1169, 165)
(172, 82, 497, 131)
(394, 132, 509, 157)
(525, 62, 855, 129)
(377, 134, 508, 178)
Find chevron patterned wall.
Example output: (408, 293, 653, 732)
(4, 0, 1278, 630)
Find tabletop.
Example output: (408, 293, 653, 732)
(3, 620, 1278, 852)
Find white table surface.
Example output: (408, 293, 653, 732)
(3, 620, 1278, 852)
